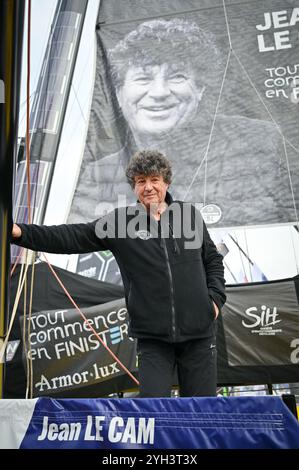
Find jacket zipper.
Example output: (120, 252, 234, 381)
(160, 233, 176, 341)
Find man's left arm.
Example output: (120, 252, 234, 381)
(202, 222, 226, 315)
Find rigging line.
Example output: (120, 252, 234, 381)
(23, 267, 30, 398)
(24, 0, 56, 225)
(243, 229, 253, 282)
(11, 247, 24, 276)
(42, 252, 140, 387)
(26, 255, 36, 399)
(20, 94, 39, 135)
(222, 0, 232, 50)
(183, 48, 232, 202)
(24, 0, 35, 398)
(29, 48, 58, 224)
(19, 92, 36, 110)
(225, 0, 299, 160)
(282, 136, 299, 231)
(234, 231, 248, 282)
(25, 24, 55, 224)
(282, 135, 299, 274)
(18, 92, 36, 132)
(26, 0, 32, 224)
(181, 148, 206, 202)
(22, 250, 35, 399)
(288, 225, 299, 275)
(228, 233, 254, 265)
(231, 48, 299, 155)
(54, 44, 94, 167)
(232, 47, 299, 231)
(71, 84, 88, 124)
(223, 259, 238, 284)
(202, 46, 230, 206)
(29, 260, 36, 398)
(0, 262, 29, 364)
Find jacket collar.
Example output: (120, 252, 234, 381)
(165, 191, 173, 205)
(136, 191, 174, 214)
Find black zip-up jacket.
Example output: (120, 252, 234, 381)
(13, 193, 226, 342)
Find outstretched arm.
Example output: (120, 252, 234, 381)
(11, 220, 109, 254)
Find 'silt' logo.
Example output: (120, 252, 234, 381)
(242, 305, 281, 328)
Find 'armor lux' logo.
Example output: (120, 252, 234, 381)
(0, 79, 4, 104)
(242, 305, 281, 328)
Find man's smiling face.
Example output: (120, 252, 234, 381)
(134, 173, 169, 211)
(117, 63, 203, 137)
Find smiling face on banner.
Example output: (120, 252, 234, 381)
(117, 63, 204, 138)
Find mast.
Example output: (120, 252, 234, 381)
(12, 0, 88, 248)
(0, 0, 25, 397)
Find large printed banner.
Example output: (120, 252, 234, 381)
(1, 396, 299, 449)
(69, 0, 299, 229)
(20, 299, 137, 397)
(4, 264, 299, 398)
(5, 262, 138, 398)
(218, 275, 299, 384)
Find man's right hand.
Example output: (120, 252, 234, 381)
(12, 223, 22, 239)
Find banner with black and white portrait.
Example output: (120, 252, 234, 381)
(69, 0, 299, 229)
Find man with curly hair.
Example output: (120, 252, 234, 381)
(12, 150, 226, 398)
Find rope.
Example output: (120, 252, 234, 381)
(42, 252, 139, 387)
(234, 232, 248, 282)
(10, 247, 24, 276)
(232, 50, 299, 224)
(243, 229, 253, 282)
(289, 225, 299, 274)
(182, 1, 234, 203)
(223, 259, 238, 283)
(24, 0, 34, 398)
(27, 260, 35, 398)
(22, 251, 35, 400)
(282, 137, 299, 236)
(183, 48, 232, 202)
(0, 263, 28, 363)
(5, 246, 140, 387)
(25, 0, 32, 225)
(22, 264, 29, 398)
(222, 0, 232, 50)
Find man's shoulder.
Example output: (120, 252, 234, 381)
(168, 198, 203, 216)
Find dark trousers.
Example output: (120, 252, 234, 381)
(137, 336, 217, 398)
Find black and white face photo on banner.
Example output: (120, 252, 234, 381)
(67, 0, 299, 283)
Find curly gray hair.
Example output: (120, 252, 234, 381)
(126, 150, 172, 188)
(108, 18, 222, 91)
